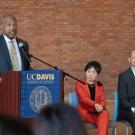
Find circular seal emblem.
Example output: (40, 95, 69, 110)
(29, 86, 52, 113)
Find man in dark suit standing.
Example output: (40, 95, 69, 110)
(118, 50, 135, 135)
(0, 15, 31, 74)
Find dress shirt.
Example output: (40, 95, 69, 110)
(3, 34, 22, 70)
(131, 66, 135, 77)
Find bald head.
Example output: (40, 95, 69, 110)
(2, 15, 16, 24)
(128, 50, 135, 68)
(130, 50, 135, 57)
(1, 15, 17, 39)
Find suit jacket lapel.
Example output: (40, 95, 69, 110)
(0, 35, 12, 69)
(85, 83, 91, 98)
(128, 67, 135, 85)
(82, 79, 91, 98)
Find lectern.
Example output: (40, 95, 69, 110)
(0, 70, 64, 123)
(0, 71, 21, 118)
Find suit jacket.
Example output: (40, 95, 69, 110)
(0, 34, 30, 74)
(75, 79, 106, 120)
(118, 67, 135, 112)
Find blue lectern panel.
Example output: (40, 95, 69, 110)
(21, 70, 61, 118)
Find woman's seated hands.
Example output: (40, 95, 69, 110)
(94, 103, 104, 113)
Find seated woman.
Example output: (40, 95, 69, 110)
(75, 61, 109, 135)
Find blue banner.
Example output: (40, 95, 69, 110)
(21, 70, 61, 118)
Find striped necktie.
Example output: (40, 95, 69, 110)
(10, 41, 19, 71)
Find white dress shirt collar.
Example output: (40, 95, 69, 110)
(3, 34, 16, 43)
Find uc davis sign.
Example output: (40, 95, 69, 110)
(21, 70, 61, 118)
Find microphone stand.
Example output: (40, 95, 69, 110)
(29, 54, 85, 84)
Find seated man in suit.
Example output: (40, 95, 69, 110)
(118, 50, 135, 135)
(0, 15, 31, 74)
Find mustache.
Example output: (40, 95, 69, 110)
(9, 30, 17, 34)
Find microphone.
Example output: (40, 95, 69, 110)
(18, 43, 31, 62)
(29, 54, 85, 84)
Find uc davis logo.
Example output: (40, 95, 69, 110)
(29, 86, 52, 113)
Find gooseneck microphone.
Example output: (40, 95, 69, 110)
(18, 43, 31, 63)
(29, 54, 85, 84)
